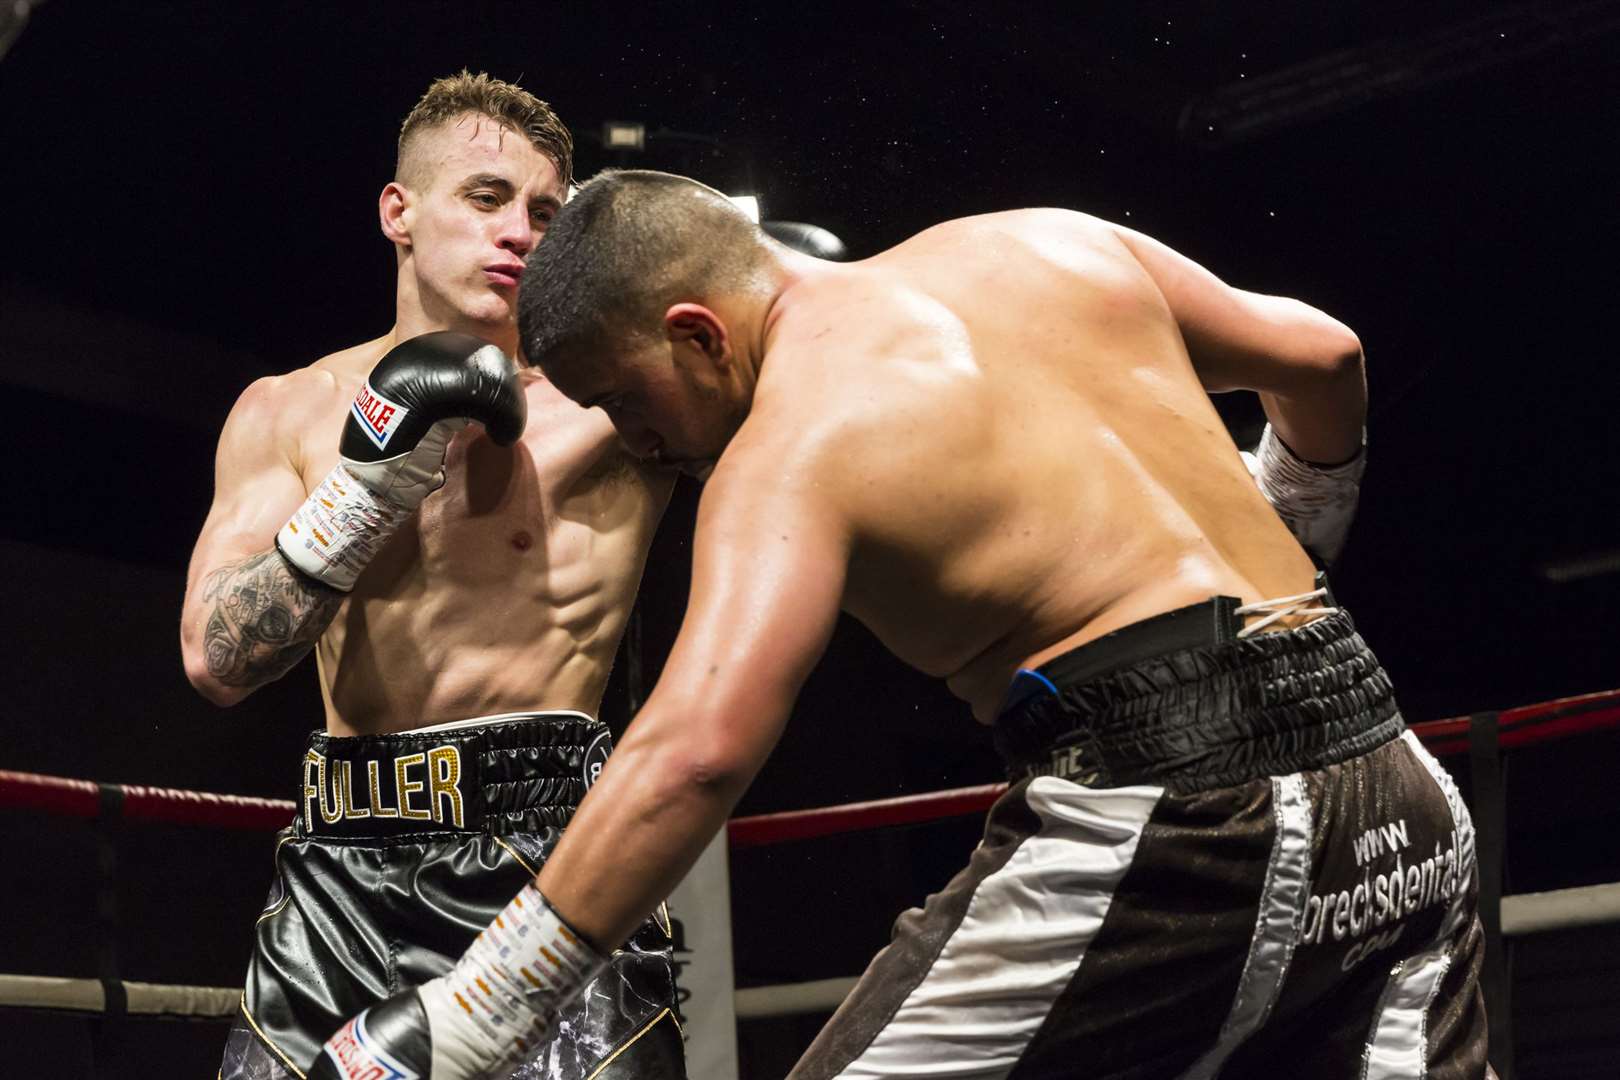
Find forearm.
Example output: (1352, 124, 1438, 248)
(183, 548, 343, 704)
(537, 714, 756, 950)
(1258, 348, 1366, 464)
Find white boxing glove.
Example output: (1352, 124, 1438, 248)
(1247, 424, 1366, 565)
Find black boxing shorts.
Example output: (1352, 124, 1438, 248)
(220, 711, 686, 1080)
(790, 597, 1493, 1080)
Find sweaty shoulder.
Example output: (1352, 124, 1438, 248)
(912, 209, 1147, 287)
(228, 368, 329, 436)
(768, 207, 1138, 387)
(752, 269, 979, 490)
(751, 209, 1165, 489)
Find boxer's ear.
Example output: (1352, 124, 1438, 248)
(664, 304, 731, 369)
(380, 182, 413, 247)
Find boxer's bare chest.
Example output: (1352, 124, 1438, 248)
(398, 375, 638, 585)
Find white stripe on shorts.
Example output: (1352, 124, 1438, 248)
(1357, 730, 1478, 1078)
(1401, 730, 1477, 940)
(1179, 773, 1314, 1080)
(1361, 948, 1454, 1080)
(832, 777, 1164, 1080)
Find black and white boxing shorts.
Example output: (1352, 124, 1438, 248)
(221, 711, 686, 1080)
(791, 597, 1492, 1079)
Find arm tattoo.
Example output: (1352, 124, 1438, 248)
(199, 550, 343, 688)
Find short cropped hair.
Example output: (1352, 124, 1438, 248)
(397, 70, 573, 189)
(518, 170, 768, 366)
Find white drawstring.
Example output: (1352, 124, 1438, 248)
(1233, 587, 1340, 638)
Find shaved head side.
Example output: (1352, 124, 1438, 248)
(518, 170, 769, 372)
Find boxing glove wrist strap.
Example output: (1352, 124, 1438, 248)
(275, 464, 411, 592)
(420, 884, 607, 1077)
(1252, 423, 1366, 565)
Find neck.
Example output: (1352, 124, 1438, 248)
(755, 250, 823, 369)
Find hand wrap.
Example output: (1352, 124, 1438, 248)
(311, 884, 606, 1079)
(274, 410, 464, 592)
(1249, 423, 1366, 565)
(423, 883, 606, 1075)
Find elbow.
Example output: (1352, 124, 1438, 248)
(181, 646, 250, 708)
(199, 682, 252, 709)
(627, 734, 759, 810)
(188, 671, 251, 709)
(1331, 333, 1364, 382)
(676, 751, 753, 800)
(612, 692, 788, 811)
(1314, 321, 1364, 383)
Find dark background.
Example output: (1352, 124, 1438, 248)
(2, 1, 1618, 1076)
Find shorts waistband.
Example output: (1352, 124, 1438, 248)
(993, 596, 1403, 792)
(297, 711, 613, 840)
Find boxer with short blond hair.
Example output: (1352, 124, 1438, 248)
(182, 83, 685, 1080)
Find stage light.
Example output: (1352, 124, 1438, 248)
(726, 194, 761, 223)
(603, 121, 645, 151)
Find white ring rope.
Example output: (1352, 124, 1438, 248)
(0, 973, 238, 1018)
(1499, 882, 1620, 938)
(2, 881, 1616, 1020)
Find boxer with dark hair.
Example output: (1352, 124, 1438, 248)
(312, 167, 1491, 1078)
(181, 84, 685, 1079)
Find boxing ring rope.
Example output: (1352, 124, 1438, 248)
(0, 974, 237, 1018)
(0, 770, 297, 832)
(2, 688, 1619, 1024)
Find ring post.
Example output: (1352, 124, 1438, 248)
(1469, 710, 1515, 1078)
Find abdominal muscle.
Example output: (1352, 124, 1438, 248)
(317, 597, 626, 738)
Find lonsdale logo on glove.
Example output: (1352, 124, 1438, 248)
(323, 1015, 419, 1080)
(351, 381, 411, 452)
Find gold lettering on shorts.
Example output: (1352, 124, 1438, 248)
(312, 750, 342, 824)
(427, 745, 464, 828)
(341, 760, 369, 820)
(396, 752, 430, 820)
(368, 760, 398, 818)
(302, 750, 325, 827)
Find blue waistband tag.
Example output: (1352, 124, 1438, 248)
(997, 667, 1060, 717)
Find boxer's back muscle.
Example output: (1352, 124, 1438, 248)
(760, 210, 1318, 718)
(293, 341, 665, 736)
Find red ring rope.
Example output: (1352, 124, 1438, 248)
(2, 688, 1616, 842)
(1394, 689, 1620, 756)
(0, 770, 294, 831)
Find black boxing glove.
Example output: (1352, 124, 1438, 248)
(276, 332, 526, 591)
(762, 220, 849, 261)
(308, 992, 435, 1080)
(308, 884, 606, 1079)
